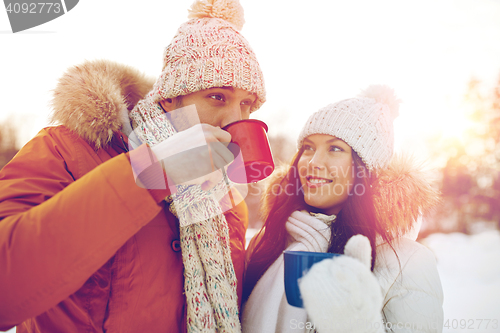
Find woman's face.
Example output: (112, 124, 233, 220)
(297, 134, 355, 215)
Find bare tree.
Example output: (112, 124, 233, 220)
(425, 75, 500, 233)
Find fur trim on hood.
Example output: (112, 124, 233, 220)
(260, 154, 441, 239)
(50, 59, 155, 149)
(372, 154, 441, 238)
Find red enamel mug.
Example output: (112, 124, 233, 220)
(223, 119, 274, 184)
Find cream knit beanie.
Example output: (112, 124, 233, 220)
(150, 0, 266, 112)
(297, 85, 400, 171)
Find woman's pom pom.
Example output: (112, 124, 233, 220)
(359, 84, 401, 119)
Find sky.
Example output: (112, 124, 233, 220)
(1, 0, 500, 165)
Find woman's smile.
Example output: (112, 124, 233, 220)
(305, 175, 333, 187)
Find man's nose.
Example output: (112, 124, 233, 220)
(221, 103, 243, 128)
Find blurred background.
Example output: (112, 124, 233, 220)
(2, 0, 500, 332)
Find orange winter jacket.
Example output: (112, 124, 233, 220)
(0, 60, 248, 333)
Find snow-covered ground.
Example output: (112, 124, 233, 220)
(5, 230, 500, 333)
(422, 230, 500, 333)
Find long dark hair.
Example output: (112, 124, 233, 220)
(243, 147, 391, 303)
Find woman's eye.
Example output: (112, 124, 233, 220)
(241, 100, 253, 106)
(330, 146, 342, 152)
(304, 145, 314, 151)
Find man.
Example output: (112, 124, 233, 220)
(0, 0, 265, 332)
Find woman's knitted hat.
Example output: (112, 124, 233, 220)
(150, 0, 266, 112)
(297, 85, 401, 171)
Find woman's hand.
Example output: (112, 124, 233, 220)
(299, 235, 385, 333)
(285, 210, 331, 252)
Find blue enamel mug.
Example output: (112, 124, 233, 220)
(283, 250, 340, 308)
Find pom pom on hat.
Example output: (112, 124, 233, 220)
(188, 0, 245, 31)
(358, 84, 401, 120)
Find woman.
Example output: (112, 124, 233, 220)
(242, 85, 444, 333)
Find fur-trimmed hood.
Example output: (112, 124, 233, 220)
(372, 154, 440, 238)
(261, 155, 441, 239)
(50, 59, 155, 149)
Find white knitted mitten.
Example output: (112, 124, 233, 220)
(286, 211, 332, 252)
(299, 235, 385, 333)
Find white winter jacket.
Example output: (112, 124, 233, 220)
(375, 237, 444, 332)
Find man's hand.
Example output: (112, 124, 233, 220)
(151, 124, 235, 190)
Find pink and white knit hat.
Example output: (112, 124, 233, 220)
(297, 85, 401, 171)
(151, 0, 266, 112)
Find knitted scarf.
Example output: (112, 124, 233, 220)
(129, 96, 241, 332)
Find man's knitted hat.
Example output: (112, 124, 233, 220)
(297, 85, 400, 171)
(150, 0, 266, 112)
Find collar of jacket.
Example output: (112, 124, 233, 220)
(49, 59, 156, 150)
(109, 131, 131, 154)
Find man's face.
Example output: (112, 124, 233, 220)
(161, 87, 257, 128)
